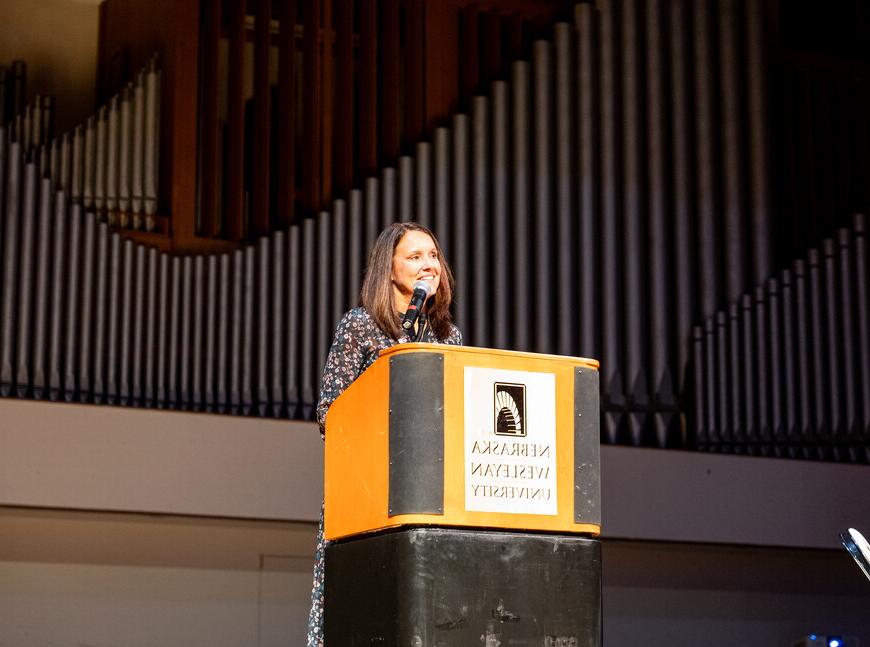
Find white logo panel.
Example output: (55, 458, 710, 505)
(464, 367, 557, 515)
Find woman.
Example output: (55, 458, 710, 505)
(306, 222, 462, 647)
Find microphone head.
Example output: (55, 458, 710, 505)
(412, 280, 433, 296)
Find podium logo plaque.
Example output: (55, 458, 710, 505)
(464, 367, 558, 516)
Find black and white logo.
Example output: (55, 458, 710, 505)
(494, 382, 526, 437)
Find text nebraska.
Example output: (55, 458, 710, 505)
(471, 440, 551, 457)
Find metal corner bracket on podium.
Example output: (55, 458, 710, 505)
(324, 343, 602, 646)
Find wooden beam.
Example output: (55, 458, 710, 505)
(381, 0, 401, 161)
(198, 0, 221, 238)
(506, 12, 525, 63)
(482, 10, 503, 85)
(459, 5, 480, 108)
(225, 0, 247, 241)
(251, 0, 272, 236)
(358, 0, 378, 175)
(423, 1, 459, 132)
(333, 0, 354, 195)
(276, 0, 297, 226)
(167, 0, 205, 247)
(302, 0, 324, 214)
(403, 0, 426, 147)
(320, 0, 334, 207)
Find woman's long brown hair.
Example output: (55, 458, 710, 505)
(360, 222, 456, 340)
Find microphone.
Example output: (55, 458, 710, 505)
(401, 280, 433, 331)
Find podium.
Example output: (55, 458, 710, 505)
(323, 343, 601, 646)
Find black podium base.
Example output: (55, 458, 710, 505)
(324, 527, 601, 647)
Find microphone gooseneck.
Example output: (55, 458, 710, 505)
(401, 280, 433, 332)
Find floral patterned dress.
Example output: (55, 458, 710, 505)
(306, 306, 462, 647)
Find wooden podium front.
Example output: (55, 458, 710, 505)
(323, 344, 602, 646)
(324, 343, 600, 539)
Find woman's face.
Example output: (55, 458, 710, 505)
(391, 230, 442, 307)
